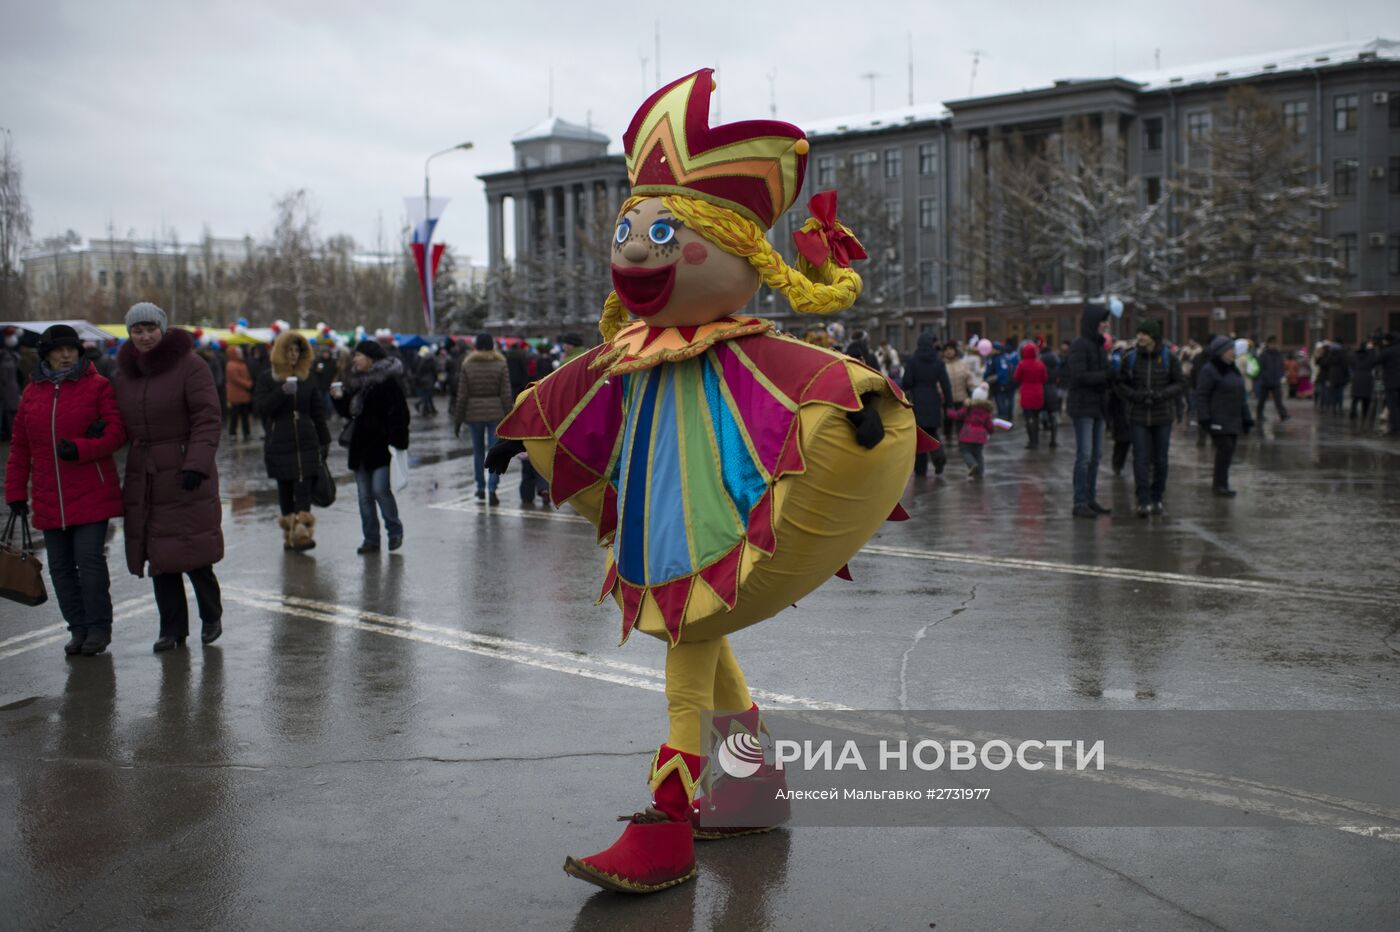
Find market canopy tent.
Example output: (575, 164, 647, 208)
(0, 320, 116, 343)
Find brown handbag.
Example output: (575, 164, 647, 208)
(0, 512, 48, 607)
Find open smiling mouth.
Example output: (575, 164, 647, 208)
(611, 263, 677, 316)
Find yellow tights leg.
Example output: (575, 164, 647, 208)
(711, 637, 753, 715)
(664, 638, 723, 756)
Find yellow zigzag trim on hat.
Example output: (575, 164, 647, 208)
(626, 76, 803, 229)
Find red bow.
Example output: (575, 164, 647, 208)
(791, 191, 868, 269)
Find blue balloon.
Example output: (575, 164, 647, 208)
(1108, 297, 1124, 318)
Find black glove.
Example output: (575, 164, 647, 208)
(321, 445, 330, 461)
(453, 421, 462, 439)
(484, 439, 525, 474)
(56, 439, 79, 461)
(84, 419, 106, 439)
(179, 470, 206, 491)
(7, 500, 27, 517)
(845, 393, 886, 449)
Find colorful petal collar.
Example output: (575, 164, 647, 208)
(590, 315, 773, 376)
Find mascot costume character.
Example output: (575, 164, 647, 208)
(486, 68, 937, 894)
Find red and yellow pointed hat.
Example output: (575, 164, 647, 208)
(623, 68, 809, 231)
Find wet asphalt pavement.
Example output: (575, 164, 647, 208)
(1, 401, 1398, 930)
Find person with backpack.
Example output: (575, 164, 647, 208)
(1115, 319, 1184, 517)
(983, 341, 1019, 423)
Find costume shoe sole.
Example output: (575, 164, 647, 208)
(561, 857, 697, 894)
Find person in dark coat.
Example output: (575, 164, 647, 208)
(1195, 335, 1253, 497)
(1378, 333, 1400, 434)
(1254, 335, 1289, 424)
(332, 340, 410, 553)
(1115, 319, 1185, 516)
(1067, 304, 1113, 518)
(1350, 341, 1377, 423)
(0, 329, 20, 441)
(6, 324, 127, 656)
(255, 331, 330, 552)
(1105, 343, 1133, 476)
(1039, 345, 1063, 447)
(900, 331, 953, 476)
(1321, 343, 1351, 415)
(505, 340, 550, 505)
(114, 303, 225, 651)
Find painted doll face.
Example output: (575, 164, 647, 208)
(609, 197, 759, 329)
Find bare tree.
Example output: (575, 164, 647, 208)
(265, 188, 323, 327)
(0, 133, 32, 317)
(1171, 85, 1341, 337)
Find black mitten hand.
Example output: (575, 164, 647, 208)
(84, 419, 106, 439)
(484, 439, 524, 474)
(179, 470, 206, 491)
(56, 439, 79, 461)
(845, 393, 886, 449)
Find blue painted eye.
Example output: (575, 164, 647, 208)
(614, 220, 631, 244)
(648, 221, 676, 245)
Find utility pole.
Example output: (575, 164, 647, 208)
(654, 20, 661, 84)
(767, 71, 777, 118)
(639, 54, 649, 94)
(907, 33, 914, 106)
(966, 49, 986, 96)
(860, 71, 879, 112)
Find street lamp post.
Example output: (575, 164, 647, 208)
(420, 142, 473, 331)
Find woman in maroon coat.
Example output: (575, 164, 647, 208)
(5, 324, 127, 656)
(114, 303, 225, 652)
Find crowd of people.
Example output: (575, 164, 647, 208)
(0, 307, 601, 656)
(811, 310, 1400, 518)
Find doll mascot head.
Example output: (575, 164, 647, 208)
(600, 67, 866, 341)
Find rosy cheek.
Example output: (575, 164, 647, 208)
(682, 242, 708, 266)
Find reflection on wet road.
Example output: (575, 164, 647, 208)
(2, 407, 1397, 928)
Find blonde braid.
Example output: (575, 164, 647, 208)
(661, 195, 862, 314)
(594, 193, 863, 342)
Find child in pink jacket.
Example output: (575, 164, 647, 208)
(946, 384, 1001, 478)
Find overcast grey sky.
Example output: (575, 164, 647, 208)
(4, 0, 1398, 264)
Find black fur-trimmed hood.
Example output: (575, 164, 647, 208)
(117, 327, 194, 379)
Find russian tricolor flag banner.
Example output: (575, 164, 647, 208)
(406, 196, 450, 331)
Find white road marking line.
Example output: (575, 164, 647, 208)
(431, 497, 1392, 607)
(221, 586, 850, 712)
(0, 632, 69, 659)
(0, 598, 152, 662)
(0, 623, 65, 650)
(228, 587, 1398, 842)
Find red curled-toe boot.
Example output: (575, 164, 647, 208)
(563, 745, 706, 894)
(692, 703, 792, 840)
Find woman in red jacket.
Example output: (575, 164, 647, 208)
(4, 325, 127, 656)
(1013, 342, 1049, 449)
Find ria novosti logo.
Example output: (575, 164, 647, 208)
(715, 732, 765, 778)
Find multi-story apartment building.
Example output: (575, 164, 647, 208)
(481, 38, 1400, 349)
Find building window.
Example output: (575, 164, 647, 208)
(1335, 233, 1357, 276)
(1333, 94, 1358, 132)
(1145, 176, 1162, 204)
(919, 260, 937, 297)
(1186, 111, 1210, 141)
(1333, 158, 1358, 196)
(884, 199, 902, 229)
(1282, 100, 1308, 137)
(918, 197, 937, 230)
(1391, 94, 1400, 128)
(1390, 234, 1400, 276)
(1143, 117, 1162, 151)
(114, 271, 124, 289)
(1334, 312, 1358, 346)
(852, 151, 878, 182)
(98, 270, 107, 287)
(918, 142, 938, 175)
(883, 148, 902, 179)
(1390, 156, 1400, 195)
(816, 156, 835, 187)
(156, 270, 164, 287)
(139, 271, 149, 288)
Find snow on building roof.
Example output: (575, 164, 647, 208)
(511, 116, 609, 145)
(801, 102, 950, 139)
(1121, 37, 1398, 92)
